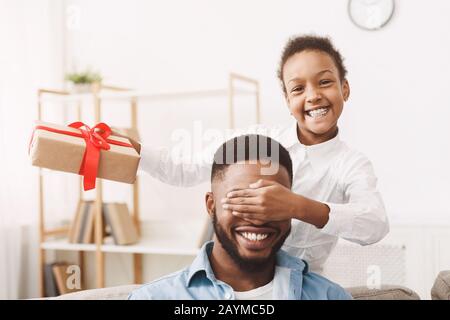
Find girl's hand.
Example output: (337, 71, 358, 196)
(221, 179, 302, 222)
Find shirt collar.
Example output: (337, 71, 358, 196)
(186, 241, 309, 287)
(186, 241, 217, 287)
(275, 249, 309, 273)
(279, 120, 343, 172)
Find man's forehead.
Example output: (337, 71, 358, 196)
(222, 163, 271, 180)
(212, 163, 290, 191)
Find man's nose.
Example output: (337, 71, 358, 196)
(242, 218, 267, 226)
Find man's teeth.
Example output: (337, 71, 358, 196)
(306, 107, 329, 118)
(240, 232, 269, 241)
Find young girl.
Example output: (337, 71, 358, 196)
(134, 35, 389, 274)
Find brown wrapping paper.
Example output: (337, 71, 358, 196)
(29, 121, 140, 184)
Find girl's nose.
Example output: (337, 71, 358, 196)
(306, 87, 322, 104)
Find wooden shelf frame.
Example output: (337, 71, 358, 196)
(37, 73, 260, 297)
(37, 83, 142, 296)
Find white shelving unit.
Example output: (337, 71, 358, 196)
(39, 88, 256, 103)
(37, 73, 260, 297)
(42, 220, 202, 256)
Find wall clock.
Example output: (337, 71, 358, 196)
(348, 0, 395, 31)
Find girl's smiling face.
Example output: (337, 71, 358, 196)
(283, 50, 350, 145)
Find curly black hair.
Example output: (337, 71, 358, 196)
(211, 134, 293, 185)
(277, 35, 347, 95)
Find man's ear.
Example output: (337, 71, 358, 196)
(342, 79, 350, 101)
(205, 192, 215, 219)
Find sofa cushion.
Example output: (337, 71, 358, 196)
(51, 284, 141, 300)
(431, 271, 450, 300)
(51, 284, 420, 300)
(346, 285, 420, 300)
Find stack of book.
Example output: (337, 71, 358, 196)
(44, 262, 82, 297)
(68, 201, 95, 244)
(68, 201, 139, 245)
(103, 202, 139, 245)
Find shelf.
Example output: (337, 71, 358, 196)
(38, 88, 256, 103)
(41, 219, 204, 256)
(36, 74, 259, 296)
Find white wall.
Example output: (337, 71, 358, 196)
(3, 0, 450, 298)
(0, 0, 66, 225)
(0, 0, 66, 298)
(55, 1, 450, 298)
(62, 0, 450, 225)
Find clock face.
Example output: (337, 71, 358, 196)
(348, 0, 395, 31)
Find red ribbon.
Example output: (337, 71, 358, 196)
(29, 122, 133, 191)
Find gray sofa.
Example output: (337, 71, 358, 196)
(348, 285, 419, 300)
(48, 284, 420, 300)
(431, 270, 450, 300)
(48, 271, 450, 300)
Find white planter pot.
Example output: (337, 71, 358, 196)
(69, 83, 93, 94)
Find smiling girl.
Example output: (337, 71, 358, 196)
(132, 35, 389, 273)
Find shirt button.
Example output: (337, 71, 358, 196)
(224, 292, 232, 299)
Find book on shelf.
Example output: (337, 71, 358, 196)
(67, 201, 81, 243)
(44, 262, 82, 296)
(69, 201, 139, 245)
(52, 262, 82, 295)
(103, 202, 139, 245)
(44, 263, 58, 297)
(68, 200, 95, 244)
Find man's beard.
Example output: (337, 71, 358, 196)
(211, 211, 290, 273)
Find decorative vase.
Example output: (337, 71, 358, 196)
(69, 83, 93, 94)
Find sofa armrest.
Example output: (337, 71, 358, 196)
(346, 285, 420, 300)
(431, 271, 450, 300)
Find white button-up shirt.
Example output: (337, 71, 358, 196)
(139, 121, 389, 273)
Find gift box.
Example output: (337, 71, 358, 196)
(29, 121, 140, 190)
(110, 126, 140, 142)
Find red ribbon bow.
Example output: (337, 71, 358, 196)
(70, 122, 112, 191)
(30, 122, 133, 191)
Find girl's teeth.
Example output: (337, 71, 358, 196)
(307, 107, 329, 118)
(241, 232, 268, 241)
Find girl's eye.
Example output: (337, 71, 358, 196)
(291, 86, 304, 93)
(320, 79, 333, 86)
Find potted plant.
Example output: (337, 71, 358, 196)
(65, 69, 103, 93)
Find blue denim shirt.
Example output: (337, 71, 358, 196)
(128, 241, 352, 300)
